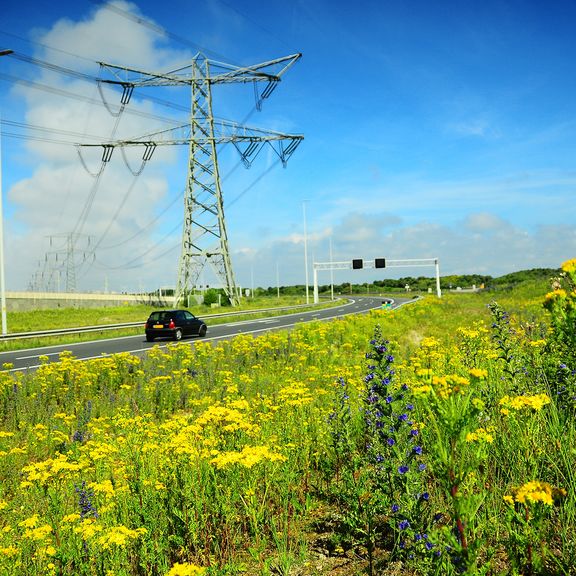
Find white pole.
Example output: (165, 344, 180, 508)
(1, 50, 14, 333)
(329, 235, 334, 301)
(0, 110, 7, 334)
(303, 202, 309, 304)
(435, 258, 442, 298)
(313, 265, 319, 304)
(276, 261, 280, 299)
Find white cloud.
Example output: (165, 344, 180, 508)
(449, 119, 500, 138)
(463, 212, 508, 232)
(232, 209, 572, 288)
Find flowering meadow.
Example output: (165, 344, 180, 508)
(1, 261, 575, 575)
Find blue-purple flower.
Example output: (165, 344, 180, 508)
(399, 519, 410, 530)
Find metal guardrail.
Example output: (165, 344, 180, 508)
(0, 302, 330, 341)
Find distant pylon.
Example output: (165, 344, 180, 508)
(79, 52, 303, 305)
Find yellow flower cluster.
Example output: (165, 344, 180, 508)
(561, 258, 576, 275)
(504, 480, 566, 506)
(499, 393, 551, 414)
(544, 289, 567, 303)
(465, 426, 495, 444)
(278, 382, 314, 407)
(165, 562, 206, 576)
(20, 454, 83, 487)
(210, 445, 287, 469)
(431, 374, 470, 398)
(195, 405, 259, 435)
(97, 526, 147, 550)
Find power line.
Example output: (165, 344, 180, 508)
(93, 219, 182, 270)
(10, 51, 191, 114)
(0, 72, 184, 127)
(98, 189, 184, 250)
(1, 118, 107, 143)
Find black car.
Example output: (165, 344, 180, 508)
(145, 310, 207, 341)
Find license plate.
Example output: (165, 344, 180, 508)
(153, 324, 164, 329)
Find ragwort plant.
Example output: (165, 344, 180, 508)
(544, 258, 576, 359)
(409, 339, 496, 575)
(543, 258, 576, 419)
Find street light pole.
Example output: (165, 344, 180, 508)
(303, 202, 309, 304)
(0, 49, 13, 335)
(329, 235, 334, 301)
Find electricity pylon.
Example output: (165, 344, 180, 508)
(80, 52, 303, 305)
(39, 233, 93, 292)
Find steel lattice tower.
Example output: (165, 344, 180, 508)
(80, 52, 303, 305)
(178, 55, 236, 305)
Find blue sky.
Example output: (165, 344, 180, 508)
(1, 0, 575, 292)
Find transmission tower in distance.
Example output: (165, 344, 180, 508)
(81, 52, 303, 305)
(41, 233, 94, 292)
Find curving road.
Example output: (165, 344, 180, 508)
(1, 296, 410, 372)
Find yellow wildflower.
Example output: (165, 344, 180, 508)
(506, 480, 566, 506)
(89, 479, 115, 499)
(165, 562, 207, 576)
(97, 526, 147, 550)
(503, 494, 515, 506)
(23, 524, 52, 541)
(499, 394, 551, 412)
(211, 445, 287, 469)
(465, 427, 495, 444)
(73, 519, 103, 540)
(561, 258, 576, 275)
(19, 515, 39, 529)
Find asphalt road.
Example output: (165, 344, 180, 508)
(1, 296, 409, 372)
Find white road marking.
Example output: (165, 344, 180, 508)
(16, 351, 61, 360)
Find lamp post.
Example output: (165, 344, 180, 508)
(303, 202, 309, 304)
(0, 49, 13, 335)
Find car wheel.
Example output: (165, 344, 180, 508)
(174, 328, 183, 341)
(198, 324, 207, 337)
(146, 335, 154, 342)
